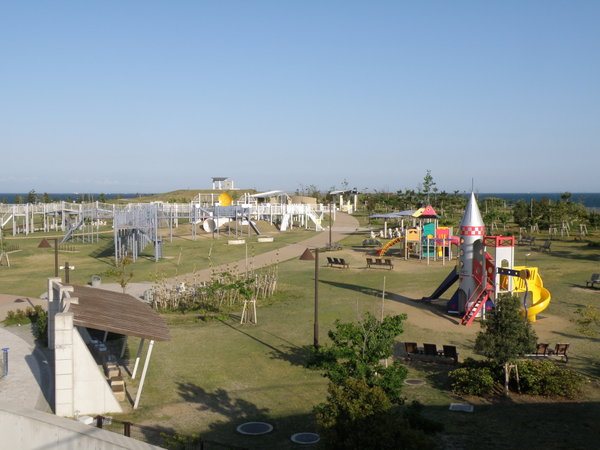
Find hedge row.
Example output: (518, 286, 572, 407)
(449, 358, 587, 398)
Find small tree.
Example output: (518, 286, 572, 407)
(317, 312, 408, 403)
(102, 255, 134, 293)
(474, 293, 537, 396)
(420, 169, 437, 205)
(26, 189, 38, 204)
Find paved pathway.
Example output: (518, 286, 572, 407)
(0, 324, 53, 412)
(101, 212, 361, 298)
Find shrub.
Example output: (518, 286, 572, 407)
(450, 358, 587, 399)
(3, 308, 32, 326)
(161, 432, 203, 450)
(448, 366, 496, 396)
(315, 379, 435, 450)
(32, 309, 49, 346)
(516, 359, 587, 398)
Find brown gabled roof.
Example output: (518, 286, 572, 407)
(69, 285, 170, 342)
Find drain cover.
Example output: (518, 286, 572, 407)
(404, 379, 426, 386)
(236, 422, 273, 435)
(291, 432, 320, 444)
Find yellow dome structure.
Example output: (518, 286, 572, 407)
(218, 192, 233, 206)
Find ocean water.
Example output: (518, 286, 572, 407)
(2, 192, 600, 208)
(0, 193, 149, 203)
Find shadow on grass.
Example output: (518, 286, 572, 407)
(269, 344, 317, 368)
(177, 382, 270, 422)
(320, 279, 460, 325)
(217, 318, 314, 368)
(542, 249, 600, 262)
(217, 318, 285, 357)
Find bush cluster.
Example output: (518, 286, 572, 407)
(449, 358, 587, 398)
(516, 359, 587, 398)
(449, 367, 496, 396)
(4, 306, 42, 325)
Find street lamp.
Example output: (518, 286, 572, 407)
(38, 238, 59, 277)
(299, 247, 319, 349)
(329, 202, 332, 249)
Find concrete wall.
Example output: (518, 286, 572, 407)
(0, 404, 163, 450)
(49, 279, 123, 417)
(72, 326, 122, 415)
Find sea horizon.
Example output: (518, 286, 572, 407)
(2, 191, 600, 208)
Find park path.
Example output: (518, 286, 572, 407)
(103, 212, 361, 298)
(171, 211, 361, 284)
(0, 324, 53, 412)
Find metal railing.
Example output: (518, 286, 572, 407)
(92, 415, 248, 449)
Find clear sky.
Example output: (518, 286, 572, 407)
(1, 1, 599, 194)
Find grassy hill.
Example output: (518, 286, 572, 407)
(116, 189, 258, 203)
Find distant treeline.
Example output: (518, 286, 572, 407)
(0, 191, 152, 204)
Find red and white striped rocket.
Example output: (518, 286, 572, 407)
(458, 193, 485, 310)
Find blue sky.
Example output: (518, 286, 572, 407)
(1, 1, 599, 194)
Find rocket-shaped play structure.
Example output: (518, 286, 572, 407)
(424, 192, 551, 325)
(457, 192, 486, 314)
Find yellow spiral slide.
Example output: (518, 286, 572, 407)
(511, 266, 551, 322)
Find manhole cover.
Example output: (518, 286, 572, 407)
(291, 432, 320, 444)
(404, 379, 426, 386)
(236, 422, 273, 435)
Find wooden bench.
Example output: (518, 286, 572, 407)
(586, 273, 600, 288)
(549, 343, 569, 363)
(525, 342, 550, 358)
(326, 256, 349, 268)
(518, 236, 536, 246)
(524, 342, 569, 363)
(366, 258, 393, 270)
(534, 240, 552, 252)
(404, 342, 458, 363)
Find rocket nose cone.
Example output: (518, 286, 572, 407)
(460, 192, 485, 228)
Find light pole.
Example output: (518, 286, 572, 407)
(38, 238, 59, 277)
(60, 262, 75, 283)
(299, 247, 319, 349)
(329, 202, 332, 249)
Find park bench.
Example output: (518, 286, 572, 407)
(362, 238, 382, 247)
(586, 273, 600, 288)
(534, 240, 551, 252)
(403, 342, 459, 363)
(525, 343, 550, 358)
(549, 343, 570, 363)
(366, 257, 393, 270)
(326, 256, 349, 268)
(524, 343, 569, 363)
(518, 236, 536, 246)
(442, 345, 459, 363)
(404, 342, 422, 357)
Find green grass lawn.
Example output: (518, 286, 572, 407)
(102, 229, 600, 449)
(3, 221, 600, 449)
